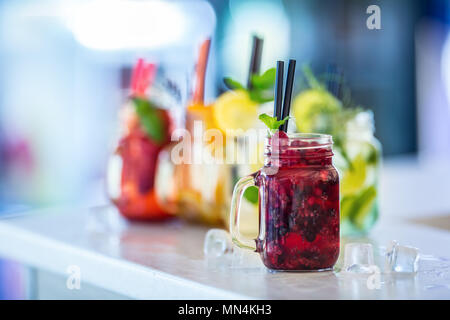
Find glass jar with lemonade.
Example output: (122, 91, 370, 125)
(334, 111, 381, 235)
(292, 69, 381, 235)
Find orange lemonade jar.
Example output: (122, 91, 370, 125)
(155, 39, 231, 225)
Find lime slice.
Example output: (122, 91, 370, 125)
(348, 185, 377, 230)
(341, 153, 367, 196)
(243, 186, 259, 204)
(365, 142, 380, 166)
(340, 195, 356, 220)
(292, 88, 341, 133)
(212, 90, 258, 134)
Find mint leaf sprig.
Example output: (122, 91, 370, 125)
(259, 113, 290, 135)
(223, 68, 276, 104)
(132, 97, 167, 145)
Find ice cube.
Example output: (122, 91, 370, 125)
(204, 229, 264, 270)
(385, 240, 419, 273)
(231, 246, 263, 269)
(343, 243, 375, 273)
(203, 229, 233, 258)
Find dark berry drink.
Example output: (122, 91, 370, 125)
(230, 132, 339, 271)
(257, 132, 339, 270)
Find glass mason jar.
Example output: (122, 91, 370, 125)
(230, 133, 340, 271)
(222, 135, 264, 238)
(106, 61, 178, 220)
(107, 99, 173, 220)
(334, 111, 382, 235)
(155, 108, 231, 225)
(154, 38, 231, 226)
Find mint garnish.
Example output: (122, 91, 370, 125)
(259, 113, 289, 134)
(251, 68, 276, 89)
(223, 78, 245, 90)
(132, 97, 166, 144)
(223, 67, 276, 104)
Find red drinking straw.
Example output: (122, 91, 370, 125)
(131, 58, 157, 98)
(131, 58, 143, 95)
(192, 38, 211, 105)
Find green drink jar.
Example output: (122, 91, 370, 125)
(333, 111, 381, 235)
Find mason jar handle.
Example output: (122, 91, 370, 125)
(229, 175, 257, 251)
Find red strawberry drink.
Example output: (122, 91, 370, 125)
(107, 59, 172, 220)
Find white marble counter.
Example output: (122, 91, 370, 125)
(0, 204, 449, 300)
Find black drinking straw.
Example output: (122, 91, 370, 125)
(274, 61, 284, 121)
(247, 35, 263, 89)
(280, 59, 296, 132)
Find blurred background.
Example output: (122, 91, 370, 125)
(0, 0, 450, 212)
(1, 0, 450, 299)
(1, 0, 450, 227)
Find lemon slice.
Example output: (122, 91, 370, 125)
(212, 90, 258, 134)
(341, 153, 367, 196)
(293, 88, 341, 133)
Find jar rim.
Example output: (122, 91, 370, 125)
(285, 132, 333, 141)
(266, 133, 333, 149)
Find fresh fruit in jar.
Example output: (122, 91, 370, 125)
(340, 153, 367, 196)
(252, 122, 340, 270)
(212, 90, 258, 133)
(341, 185, 377, 230)
(187, 103, 216, 131)
(111, 99, 172, 220)
(293, 88, 341, 133)
(112, 124, 171, 220)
